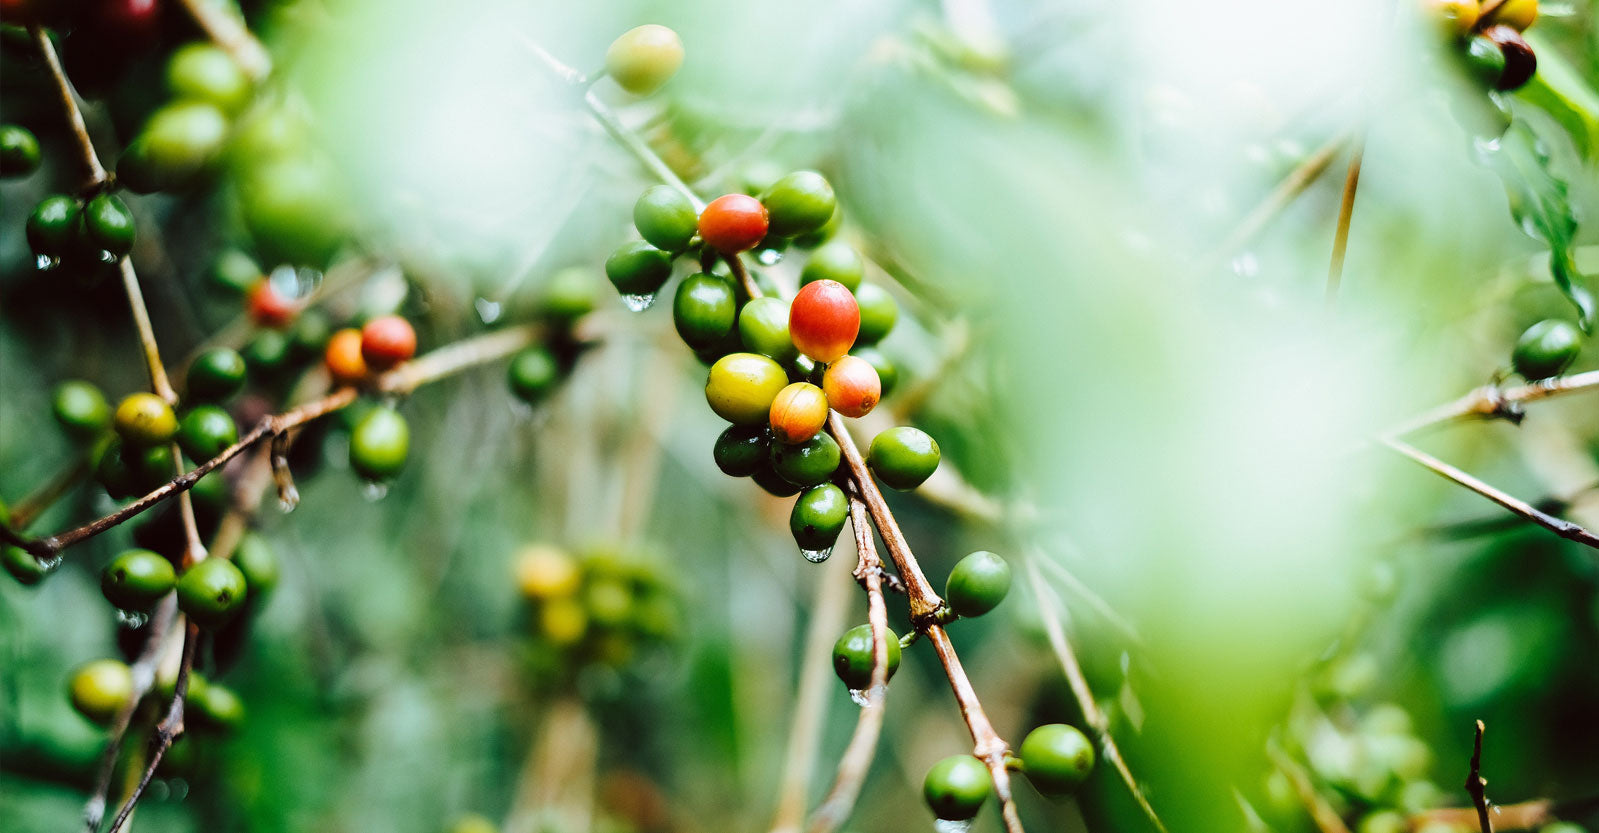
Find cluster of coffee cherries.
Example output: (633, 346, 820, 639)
(512, 543, 681, 682)
(1424, 0, 1542, 92)
(606, 169, 934, 561)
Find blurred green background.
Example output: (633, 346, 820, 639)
(3, 1, 1598, 832)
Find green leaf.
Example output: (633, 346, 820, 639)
(1477, 120, 1596, 331)
(1518, 35, 1599, 163)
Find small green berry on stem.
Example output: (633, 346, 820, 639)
(769, 431, 841, 487)
(1512, 319, 1581, 380)
(605, 241, 674, 307)
(922, 754, 992, 821)
(176, 558, 249, 628)
(760, 170, 836, 237)
(114, 392, 178, 447)
(178, 405, 239, 461)
(791, 483, 849, 552)
(867, 426, 940, 490)
(83, 193, 136, 258)
(713, 424, 772, 477)
(68, 659, 134, 725)
(166, 42, 252, 114)
(798, 240, 863, 292)
(0, 124, 41, 178)
(832, 622, 901, 689)
(507, 346, 560, 404)
(233, 531, 280, 599)
(604, 24, 684, 96)
(101, 548, 176, 611)
(705, 352, 789, 425)
(738, 296, 800, 364)
(350, 406, 410, 481)
(1017, 723, 1096, 795)
(673, 273, 739, 350)
(945, 551, 1012, 618)
(26, 195, 82, 259)
(634, 185, 699, 252)
(853, 283, 899, 344)
(53, 380, 112, 439)
(187, 347, 248, 402)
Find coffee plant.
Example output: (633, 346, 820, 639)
(2, 1, 1598, 833)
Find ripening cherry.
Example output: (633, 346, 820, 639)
(769, 382, 829, 444)
(789, 279, 859, 363)
(360, 315, 417, 370)
(324, 328, 369, 385)
(247, 279, 298, 328)
(698, 194, 769, 254)
(821, 355, 880, 418)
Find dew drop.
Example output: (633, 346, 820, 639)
(35, 254, 57, 270)
(800, 546, 833, 564)
(269, 264, 323, 301)
(115, 609, 150, 629)
(621, 292, 657, 312)
(933, 818, 974, 833)
(848, 688, 870, 708)
(474, 297, 503, 323)
(756, 247, 783, 266)
(37, 553, 65, 572)
(360, 480, 390, 501)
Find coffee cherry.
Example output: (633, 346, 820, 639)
(1482, 0, 1536, 31)
(539, 267, 599, 321)
(760, 171, 837, 238)
(1482, 24, 1537, 91)
(698, 194, 769, 254)
(606, 240, 674, 299)
(854, 283, 899, 344)
(176, 557, 249, 628)
(851, 347, 898, 397)
(247, 279, 299, 328)
(769, 382, 829, 444)
(1018, 724, 1095, 794)
(1423, 0, 1479, 38)
(751, 464, 803, 497)
(361, 315, 417, 370)
(674, 273, 739, 349)
(821, 356, 881, 418)
(209, 249, 262, 295)
(324, 328, 369, 385)
(191, 682, 245, 728)
(291, 310, 332, 358)
(131, 444, 176, 490)
(799, 241, 863, 292)
(713, 424, 771, 477)
(507, 346, 560, 403)
(868, 427, 940, 490)
(634, 185, 699, 252)
(26, 195, 82, 259)
(705, 352, 789, 424)
(922, 755, 991, 820)
(83, 192, 136, 258)
(514, 544, 582, 599)
(95, 441, 138, 499)
(238, 157, 347, 267)
(101, 548, 176, 611)
(770, 432, 841, 487)
(232, 531, 279, 599)
(832, 622, 901, 689)
(53, 380, 111, 439)
(789, 280, 860, 363)
(946, 551, 1012, 618)
(1512, 319, 1581, 380)
(186, 348, 247, 402)
(604, 24, 684, 96)
(117, 101, 230, 193)
(166, 42, 252, 114)
(0, 124, 40, 177)
(243, 330, 293, 377)
(178, 405, 238, 461)
(68, 659, 134, 725)
(114, 392, 178, 447)
(738, 296, 800, 364)
(4, 543, 47, 585)
(791, 483, 848, 550)
(350, 406, 410, 481)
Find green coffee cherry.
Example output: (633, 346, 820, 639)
(634, 185, 699, 252)
(114, 392, 179, 447)
(82, 193, 136, 257)
(209, 249, 262, 294)
(117, 101, 230, 193)
(176, 558, 249, 628)
(186, 348, 248, 402)
(130, 444, 177, 491)
(922, 755, 991, 820)
(673, 273, 738, 350)
(738, 296, 800, 364)
(1463, 34, 1507, 88)
(760, 171, 836, 237)
(1512, 319, 1582, 380)
(0, 124, 41, 178)
(705, 352, 788, 424)
(178, 405, 238, 461)
(751, 464, 802, 497)
(791, 483, 848, 551)
(350, 406, 410, 481)
(26, 195, 82, 259)
(539, 267, 599, 321)
(243, 329, 293, 378)
(52, 380, 111, 440)
(4, 544, 48, 586)
(945, 551, 1012, 617)
(1018, 723, 1095, 794)
(238, 157, 347, 268)
(854, 283, 898, 344)
(101, 548, 177, 610)
(95, 441, 138, 499)
(604, 24, 685, 96)
(713, 424, 771, 477)
(166, 42, 252, 114)
(191, 682, 246, 728)
(232, 531, 279, 598)
(770, 432, 841, 487)
(605, 241, 674, 302)
(507, 346, 560, 403)
(832, 622, 901, 689)
(867, 427, 939, 490)
(69, 659, 134, 725)
(799, 241, 863, 292)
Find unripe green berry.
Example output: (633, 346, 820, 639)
(770, 432, 841, 487)
(854, 283, 898, 344)
(1018, 723, 1095, 795)
(832, 622, 901, 689)
(791, 483, 848, 551)
(82, 192, 136, 257)
(177, 405, 238, 461)
(1512, 319, 1582, 380)
(922, 755, 991, 820)
(186, 348, 248, 402)
(114, 392, 178, 447)
(799, 241, 863, 292)
(673, 273, 738, 350)
(69, 659, 134, 725)
(605, 241, 674, 301)
(738, 296, 800, 364)
(867, 427, 939, 490)
(101, 548, 176, 611)
(53, 380, 111, 440)
(350, 406, 410, 481)
(634, 185, 699, 252)
(760, 171, 836, 238)
(26, 195, 82, 258)
(945, 551, 1012, 617)
(0, 124, 41, 178)
(507, 346, 560, 404)
(605, 24, 685, 96)
(713, 424, 771, 477)
(176, 557, 249, 628)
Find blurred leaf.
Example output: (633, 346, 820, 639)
(1519, 35, 1599, 163)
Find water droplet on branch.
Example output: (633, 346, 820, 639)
(800, 546, 832, 563)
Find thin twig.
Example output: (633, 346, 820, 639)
(29, 25, 106, 189)
(1466, 720, 1493, 833)
(923, 625, 1024, 833)
(769, 551, 852, 833)
(175, 0, 271, 81)
(1024, 556, 1168, 833)
(725, 253, 764, 302)
(1213, 132, 1350, 262)
(583, 88, 705, 212)
(1382, 437, 1599, 549)
(804, 497, 892, 833)
(1387, 370, 1599, 438)
(1266, 741, 1353, 833)
(106, 621, 199, 833)
(1325, 138, 1365, 304)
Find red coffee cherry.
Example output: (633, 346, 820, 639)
(698, 194, 769, 254)
(360, 315, 417, 370)
(247, 279, 298, 328)
(789, 279, 860, 364)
